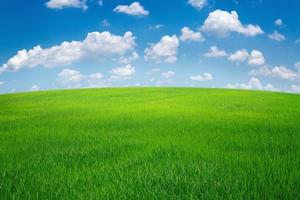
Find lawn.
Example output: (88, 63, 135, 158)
(0, 88, 299, 199)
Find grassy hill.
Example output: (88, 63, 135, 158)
(0, 88, 300, 199)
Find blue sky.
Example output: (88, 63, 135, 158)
(0, 0, 300, 93)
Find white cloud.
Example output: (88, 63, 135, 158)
(56, 69, 107, 88)
(149, 24, 164, 30)
(190, 72, 213, 81)
(291, 85, 300, 93)
(201, 10, 263, 37)
(295, 62, 300, 71)
(205, 48, 265, 66)
(110, 64, 135, 77)
(225, 77, 263, 90)
(101, 20, 110, 27)
(204, 46, 227, 58)
(98, 0, 103, 6)
(144, 35, 179, 63)
(228, 49, 249, 63)
(247, 50, 265, 66)
(249, 65, 298, 80)
(0, 31, 136, 73)
(274, 19, 282, 27)
(188, 0, 207, 10)
(0, 81, 4, 85)
(180, 27, 205, 42)
(88, 73, 104, 87)
(117, 52, 139, 64)
(30, 85, 40, 91)
(46, 0, 88, 10)
(264, 84, 279, 92)
(146, 68, 161, 75)
(57, 69, 86, 88)
(161, 71, 175, 79)
(113, 2, 149, 16)
(268, 31, 286, 42)
(295, 39, 300, 44)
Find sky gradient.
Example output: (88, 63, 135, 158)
(0, 0, 300, 93)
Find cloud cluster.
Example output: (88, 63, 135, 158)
(0, 31, 137, 73)
(204, 46, 227, 58)
(204, 47, 265, 66)
(190, 72, 213, 81)
(161, 71, 175, 79)
(226, 77, 278, 91)
(187, 0, 207, 10)
(247, 50, 265, 66)
(201, 10, 263, 37)
(228, 49, 249, 63)
(57, 64, 137, 88)
(46, 0, 88, 10)
(110, 64, 135, 77)
(57, 69, 86, 88)
(268, 31, 286, 42)
(114, 2, 149, 16)
(144, 35, 179, 63)
(180, 27, 205, 42)
(88, 73, 104, 87)
(249, 65, 298, 81)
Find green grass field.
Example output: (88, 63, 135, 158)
(0, 88, 300, 199)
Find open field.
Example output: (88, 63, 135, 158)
(0, 88, 300, 199)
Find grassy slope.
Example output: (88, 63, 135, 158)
(0, 88, 300, 199)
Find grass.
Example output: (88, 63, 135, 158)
(0, 87, 300, 199)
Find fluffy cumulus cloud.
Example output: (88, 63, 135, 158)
(274, 19, 282, 27)
(57, 69, 107, 88)
(187, 0, 207, 10)
(228, 49, 249, 63)
(30, 85, 40, 91)
(264, 84, 280, 92)
(88, 73, 104, 87)
(201, 10, 263, 37)
(46, 0, 88, 10)
(144, 35, 179, 63)
(247, 50, 265, 66)
(204, 46, 227, 58)
(268, 31, 286, 42)
(0, 31, 137, 73)
(113, 2, 149, 16)
(57, 69, 86, 88)
(180, 27, 205, 42)
(226, 77, 263, 90)
(161, 71, 175, 79)
(0, 81, 4, 86)
(190, 72, 213, 81)
(117, 52, 139, 64)
(225, 77, 278, 91)
(204, 47, 265, 67)
(249, 65, 298, 81)
(110, 64, 135, 80)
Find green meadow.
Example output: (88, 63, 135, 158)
(0, 88, 300, 199)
